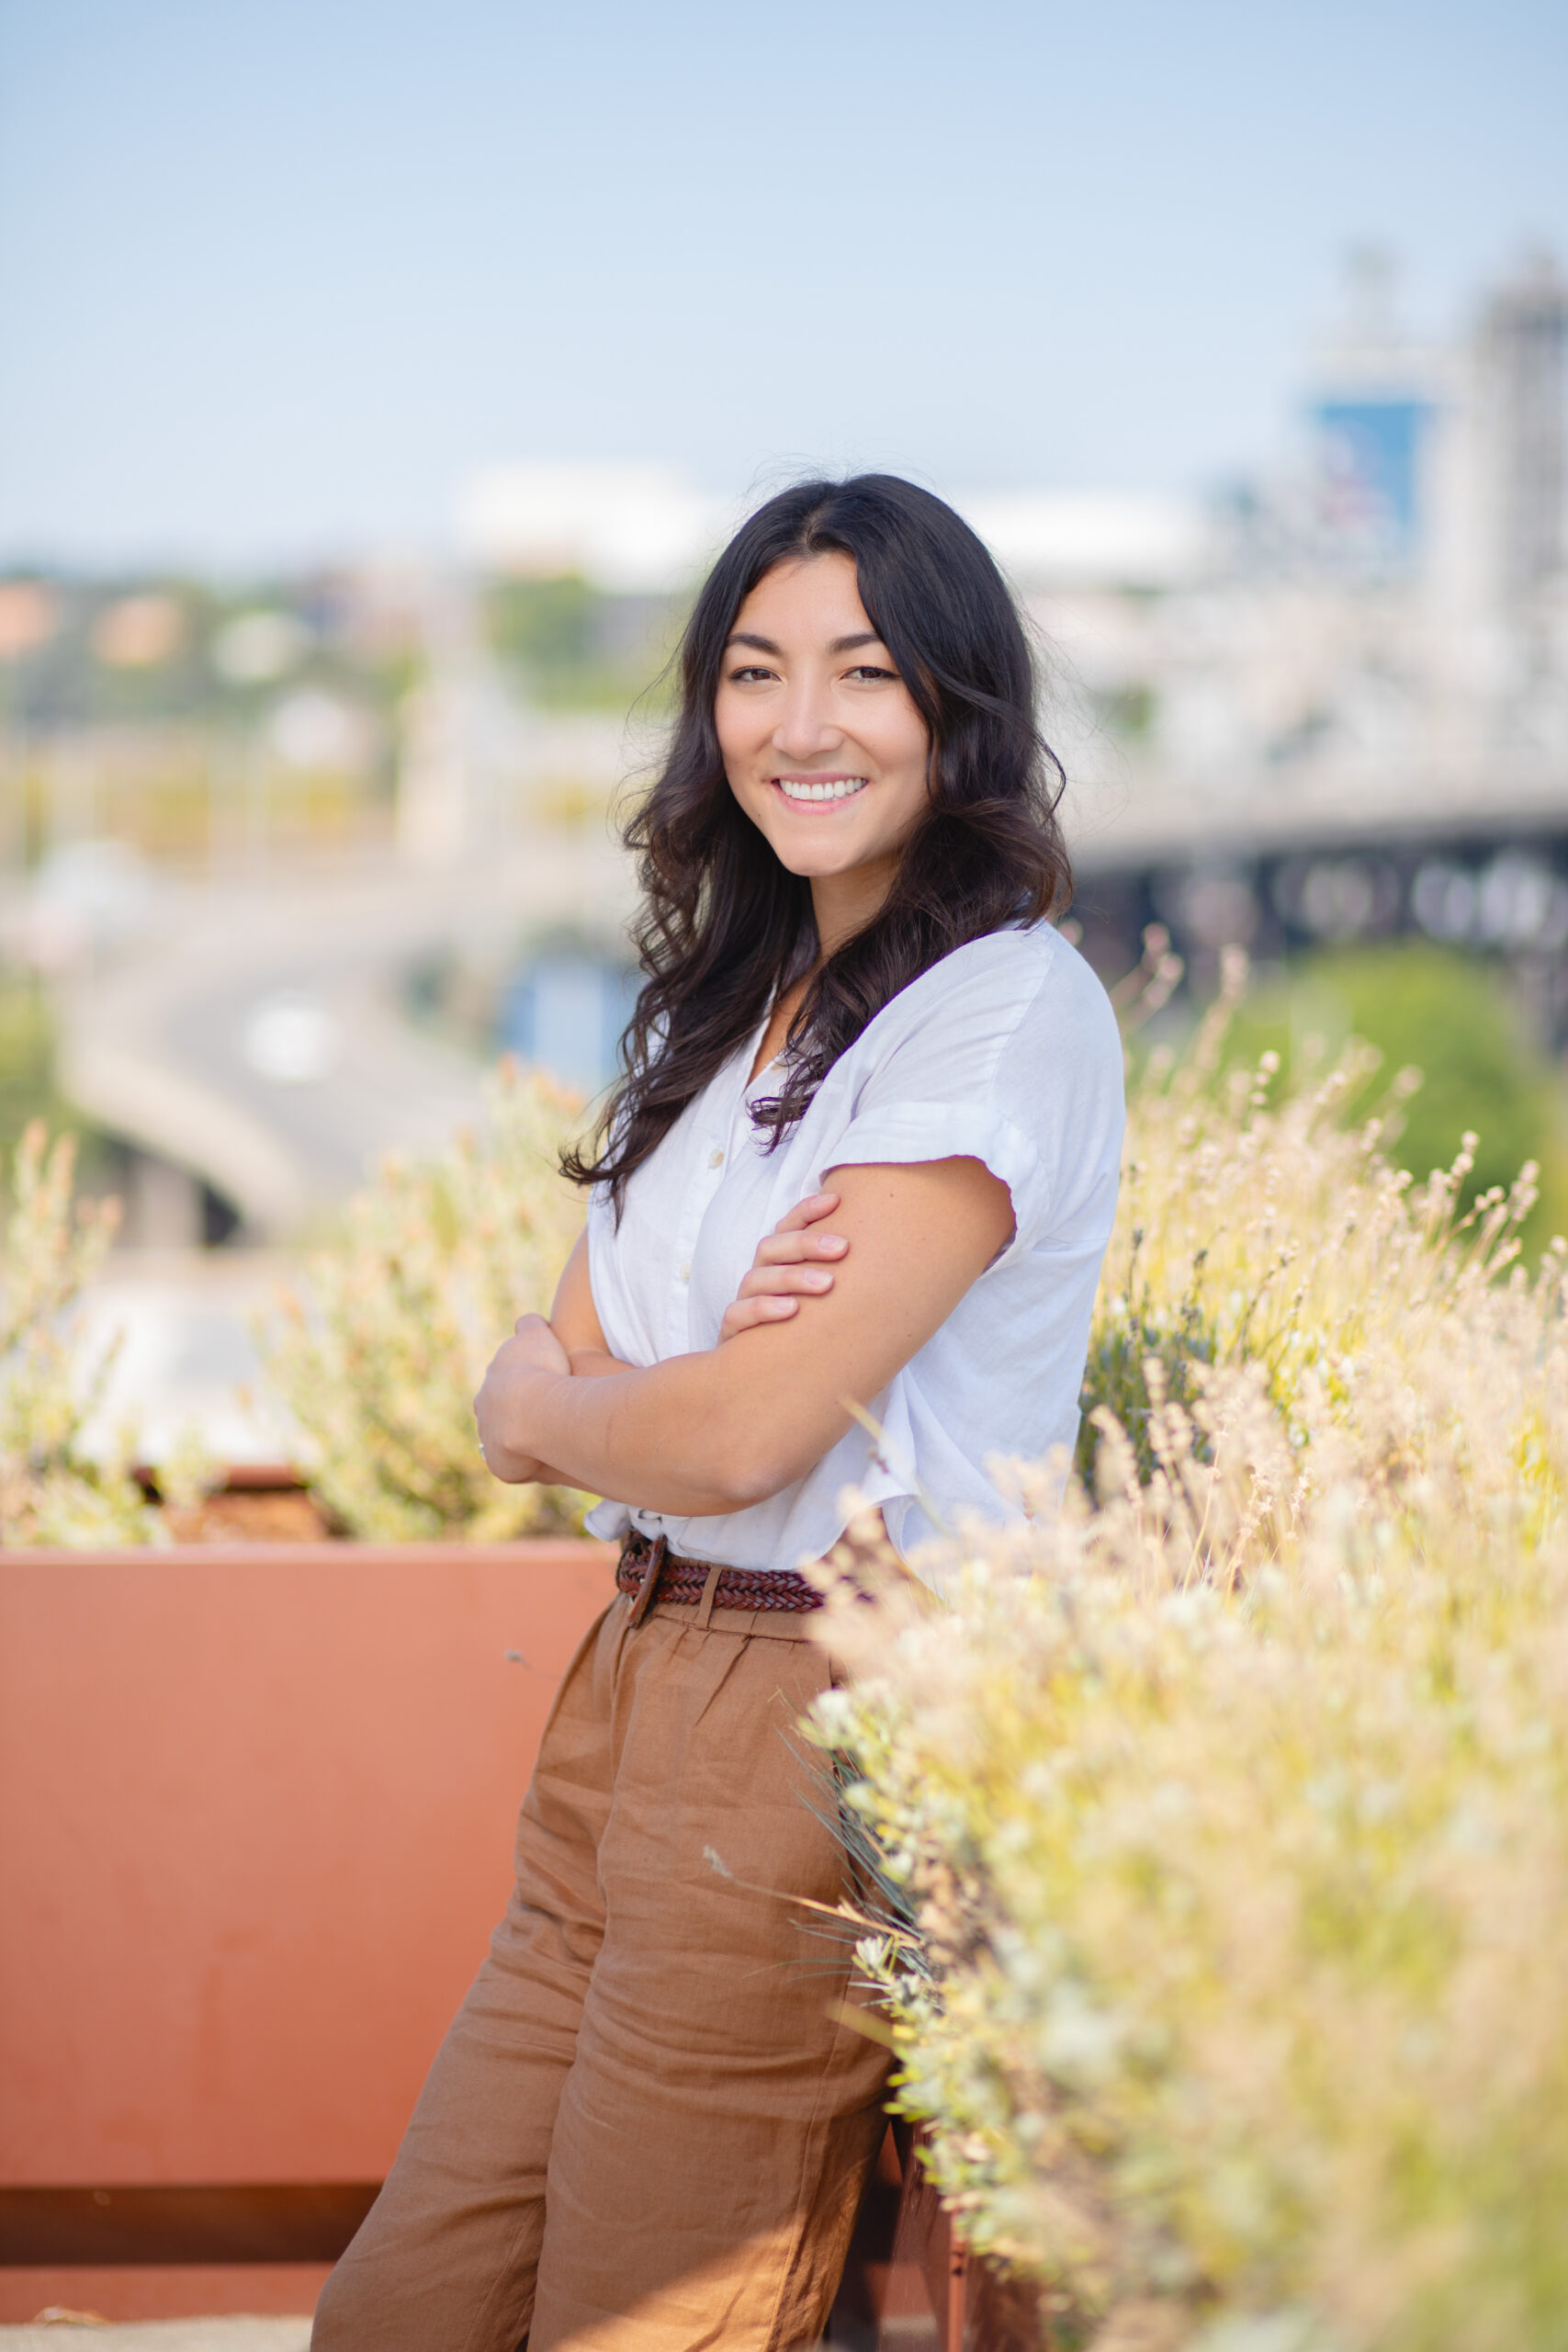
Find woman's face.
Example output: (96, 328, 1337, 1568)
(714, 551, 932, 899)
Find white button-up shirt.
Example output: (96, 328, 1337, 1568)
(584, 923, 1124, 1591)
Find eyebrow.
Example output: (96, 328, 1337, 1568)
(725, 629, 885, 657)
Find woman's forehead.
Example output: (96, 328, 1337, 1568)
(731, 551, 876, 642)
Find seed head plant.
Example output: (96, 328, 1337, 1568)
(0, 1120, 155, 1544)
(810, 949, 1568, 2352)
(261, 1058, 590, 1540)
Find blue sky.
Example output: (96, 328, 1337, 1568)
(1, 0, 1563, 568)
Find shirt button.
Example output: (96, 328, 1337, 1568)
(708, 1148, 724, 1168)
(679, 1262, 691, 1283)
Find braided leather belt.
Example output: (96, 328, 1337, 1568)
(616, 1527, 824, 1624)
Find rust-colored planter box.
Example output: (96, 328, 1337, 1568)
(877, 2125, 1048, 2350)
(0, 1533, 1042, 2345)
(827, 2120, 1049, 2350)
(0, 1537, 615, 2321)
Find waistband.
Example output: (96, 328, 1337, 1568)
(616, 1529, 823, 1631)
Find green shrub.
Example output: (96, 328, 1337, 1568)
(0, 1122, 155, 1544)
(260, 1060, 591, 1541)
(1224, 940, 1568, 1244)
(818, 969, 1568, 2350)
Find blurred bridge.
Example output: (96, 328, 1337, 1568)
(51, 831, 637, 1241)
(38, 741, 1568, 1248)
(1063, 744, 1568, 1045)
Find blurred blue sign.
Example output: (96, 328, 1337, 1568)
(499, 950, 638, 1096)
(1314, 397, 1432, 562)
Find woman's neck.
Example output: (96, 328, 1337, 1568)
(750, 974, 810, 1082)
(808, 855, 897, 962)
(750, 858, 899, 1082)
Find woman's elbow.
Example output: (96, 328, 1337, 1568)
(698, 1419, 824, 1513)
(705, 1464, 788, 1513)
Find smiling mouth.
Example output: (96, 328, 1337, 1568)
(773, 775, 869, 804)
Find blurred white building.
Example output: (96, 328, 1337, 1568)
(957, 491, 1210, 592)
(446, 260, 1566, 880)
(456, 461, 724, 593)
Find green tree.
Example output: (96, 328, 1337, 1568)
(1227, 940, 1568, 1243)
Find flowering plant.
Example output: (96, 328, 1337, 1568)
(0, 1121, 156, 1544)
(262, 1059, 590, 1540)
(812, 958, 1568, 2351)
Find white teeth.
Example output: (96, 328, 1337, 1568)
(777, 776, 869, 803)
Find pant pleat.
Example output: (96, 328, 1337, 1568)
(311, 1596, 890, 2352)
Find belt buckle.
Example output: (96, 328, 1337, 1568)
(626, 1532, 669, 1628)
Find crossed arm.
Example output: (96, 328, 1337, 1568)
(473, 1156, 1014, 1518)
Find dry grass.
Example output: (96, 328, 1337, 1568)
(0, 1121, 155, 1544)
(810, 954, 1568, 2352)
(259, 1058, 590, 1540)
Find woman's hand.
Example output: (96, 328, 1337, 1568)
(473, 1158, 1011, 1515)
(475, 1313, 571, 1484)
(720, 1191, 849, 1340)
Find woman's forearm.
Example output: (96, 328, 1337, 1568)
(477, 1159, 1017, 1518)
(486, 1339, 641, 1498)
(563, 1344, 637, 1381)
(524, 1227, 833, 1508)
(476, 1310, 758, 1510)
(524, 1350, 641, 1500)
(505, 1350, 799, 1518)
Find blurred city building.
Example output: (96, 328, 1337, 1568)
(457, 460, 725, 592)
(0, 247, 1562, 1285)
(986, 251, 1568, 1034)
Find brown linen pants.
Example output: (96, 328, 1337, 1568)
(311, 1586, 892, 2351)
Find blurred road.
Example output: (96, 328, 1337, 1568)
(51, 738, 1568, 1238)
(56, 833, 637, 1238)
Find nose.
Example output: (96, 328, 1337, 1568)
(770, 678, 843, 763)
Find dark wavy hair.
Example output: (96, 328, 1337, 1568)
(564, 472, 1072, 1209)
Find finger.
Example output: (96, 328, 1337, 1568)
(752, 1229, 848, 1266)
(737, 1264, 836, 1300)
(771, 1191, 840, 1234)
(720, 1295, 799, 1340)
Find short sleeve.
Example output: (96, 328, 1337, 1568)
(820, 1098, 1052, 1259)
(815, 929, 1123, 1268)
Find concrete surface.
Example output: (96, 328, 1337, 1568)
(73, 1247, 299, 1464)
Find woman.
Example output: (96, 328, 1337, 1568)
(313, 475, 1123, 2350)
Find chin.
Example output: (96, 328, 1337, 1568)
(765, 838, 868, 879)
